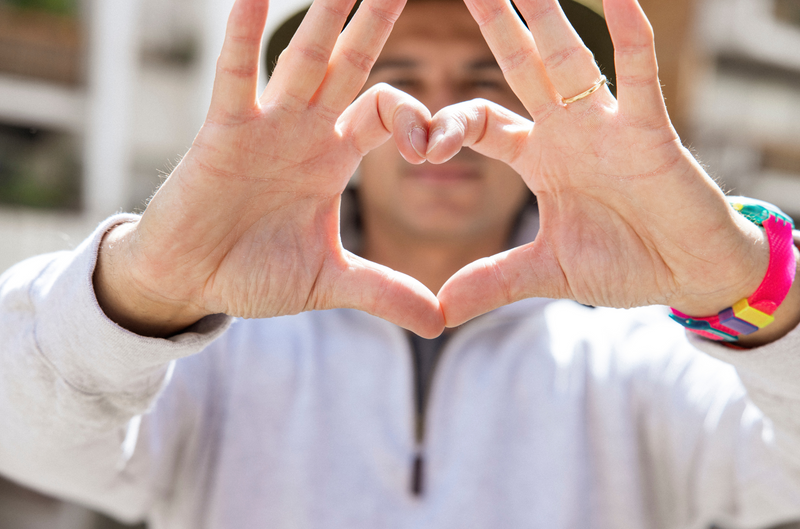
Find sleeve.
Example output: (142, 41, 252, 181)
(0, 215, 232, 523)
(620, 312, 800, 529)
(688, 326, 800, 526)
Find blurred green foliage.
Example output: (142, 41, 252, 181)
(0, 124, 81, 210)
(1, 0, 78, 16)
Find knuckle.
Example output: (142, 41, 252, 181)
(226, 33, 263, 47)
(367, 4, 401, 25)
(498, 47, 535, 74)
(368, 82, 403, 105)
(293, 44, 330, 66)
(619, 112, 669, 131)
(616, 73, 659, 89)
(367, 81, 394, 96)
(341, 47, 375, 73)
(487, 257, 513, 304)
(526, 3, 557, 22)
(309, 101, 339, 124)
(543, 46, 593, 71)
(216, 63, 258, 79)
(320, 2, 350, 20)
(615, 42, 652, 58)
(528, 100, 559, 123)
(474, 5, 505, 27)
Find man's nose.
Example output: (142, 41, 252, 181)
(426, 85, 461, 115)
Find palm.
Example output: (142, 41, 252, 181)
(435, 0, 766, 326)
(518, 111, 698, 308)
(183, 113, 358, 316)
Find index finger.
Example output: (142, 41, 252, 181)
(313, 0, 407, 115)
(462, 0, 561, 120)
(266, 0, 358, 104)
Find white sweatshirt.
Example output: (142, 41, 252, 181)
(2, 215, 800, 529)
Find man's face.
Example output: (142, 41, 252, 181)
(358, 0, 531, 245)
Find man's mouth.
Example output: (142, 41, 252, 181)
(405, 163, 480, 184)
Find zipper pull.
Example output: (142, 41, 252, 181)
(411, 449, 425, 496)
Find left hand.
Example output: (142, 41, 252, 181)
(432, 0, 776, 328)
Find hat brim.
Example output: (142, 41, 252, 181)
(264, 0, 615, 95)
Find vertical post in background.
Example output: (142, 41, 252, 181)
(195, 0, 307, 131)
(84, 0, 142, 218)
(194, 0, 235, 132)
(637, 0, 697, 140)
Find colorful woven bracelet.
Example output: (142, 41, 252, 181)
(669, 197, 796, 341)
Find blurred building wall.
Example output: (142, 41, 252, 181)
(692, 0, 800, 219)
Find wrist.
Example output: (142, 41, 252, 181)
(670, 212, 769, 318)
(94, 222, 209, 338)
(669, 197, 797, 343)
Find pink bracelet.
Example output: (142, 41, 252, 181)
(670, 198, 796, 341)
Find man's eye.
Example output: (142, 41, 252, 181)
(468, 79, 504, 91)
(387, 78, 420, 90)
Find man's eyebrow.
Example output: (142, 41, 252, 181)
(467, 59, 501, 71)
(371, 59, 418, 72)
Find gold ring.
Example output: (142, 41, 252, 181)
(561, 76, 607, 105)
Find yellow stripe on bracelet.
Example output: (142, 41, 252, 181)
(732, 299, 775, 328)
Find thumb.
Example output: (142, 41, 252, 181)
(321, 252, 445, 338)
(437, 239, 569, 327)
(338, 83, 432, 165)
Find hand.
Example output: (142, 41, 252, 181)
(94, 0, 445, 338)
(433, 0, 775, 328)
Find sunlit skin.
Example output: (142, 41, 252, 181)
(90, 0, 800, 347)
(358, 0, 531, 295)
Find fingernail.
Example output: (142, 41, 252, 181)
(409, 126, 428, 159)
(428, 128, 445, 154)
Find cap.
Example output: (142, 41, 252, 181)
(264, 0, 616, 90)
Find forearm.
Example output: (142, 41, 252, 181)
(0, 215, 228, 423)
(0, 218, 230, 513)
(693, 321, 800, 471)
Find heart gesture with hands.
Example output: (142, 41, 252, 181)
(95, 0, 446, 338)
(96, 0, 797, 343)
(432, 0, 779, 330)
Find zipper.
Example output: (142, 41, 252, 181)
(411, 449, 425, 496)
(407, 331, 450, 497)
(410, 369, 427, 496)
(403, 300, 548, 496)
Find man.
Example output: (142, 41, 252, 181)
(2, 0, 800, 527)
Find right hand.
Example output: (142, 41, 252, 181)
(94, 0, 444, 338)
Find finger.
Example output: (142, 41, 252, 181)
(437, 239, 568, 327)
(426, 99, 532, 169)
(462, 0, 560, 120)
(514, 0, 609, 104)
(324, 253, 445, 338)
(266, 0, 357, 104)
(314, 0, 406, 114)
(604, 0, 668, 123)
(209, 0, 270, 119)
(338, 83, 432, 164)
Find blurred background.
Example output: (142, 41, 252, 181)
(0, 0, 799, 527)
